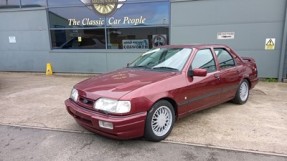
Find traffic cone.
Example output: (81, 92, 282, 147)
(46, 63, 53, 76)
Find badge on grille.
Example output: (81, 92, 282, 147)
(83, 99, 89, 104)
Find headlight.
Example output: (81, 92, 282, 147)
(70, 88, 79, 102)
(94, 98, 131, 114)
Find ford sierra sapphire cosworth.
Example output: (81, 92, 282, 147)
(65, 44, 258, 141)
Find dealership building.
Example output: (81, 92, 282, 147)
(0, 0, 286, 81)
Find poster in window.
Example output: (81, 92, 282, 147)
(122, 39, 149, 49)
(152, 34, 167, 47)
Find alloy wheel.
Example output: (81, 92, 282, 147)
(151, 106, 173, 137)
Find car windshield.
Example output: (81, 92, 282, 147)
(128, 48, 192, 72)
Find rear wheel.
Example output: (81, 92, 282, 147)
(233, 79, 250, 104)
(144, 100, 175, 142)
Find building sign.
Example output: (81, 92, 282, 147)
(122, 39, 149, 49)
(217, 32, 235, 40)
(265, 38, 275, 50)
(68, 16, 146, 26)
(152, 35, 167, 47)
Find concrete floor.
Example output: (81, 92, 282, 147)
(0, 72, 286, 155)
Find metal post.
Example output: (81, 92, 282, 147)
(279, 1, 287, 81)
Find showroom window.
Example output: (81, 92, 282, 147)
(48, 0, 170, 50)
(0, 0, 46, 8)
(107, 27, 169, 49)
(50, 29, 106, 49)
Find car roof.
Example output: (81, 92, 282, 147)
(160, 44, 230, 49)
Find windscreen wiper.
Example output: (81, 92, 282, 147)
(129, 65, 151, 69)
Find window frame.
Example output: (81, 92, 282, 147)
(50, 28, 106, 49)
(214, 48, 236, 70)
(191, 48, 217, 73)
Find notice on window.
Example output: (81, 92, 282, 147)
(217, 32, 235, 40)
(9, 36, 16, 43)
(122, 39, 149, 49)
(265, 38, 275, 50)
(78, 37, 82, 42)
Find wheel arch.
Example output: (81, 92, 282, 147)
(243, 77, 251, 88)
(155, 97, 178, 119)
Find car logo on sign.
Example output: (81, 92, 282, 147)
(91, 0, 126, 16)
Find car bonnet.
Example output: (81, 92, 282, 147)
(74, 68, 177, 100)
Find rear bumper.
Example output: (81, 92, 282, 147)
(65, 99, 147, 140)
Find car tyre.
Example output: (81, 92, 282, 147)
(233, 79, 250, 104)
(144, 100, 175, 142)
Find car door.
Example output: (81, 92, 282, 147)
(178, 48, 221, 116)
(213, 48, 241, 103)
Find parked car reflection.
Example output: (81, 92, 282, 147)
(59, 37, 106, 49)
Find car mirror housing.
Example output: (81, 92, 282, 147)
(188, 68, 207, 77)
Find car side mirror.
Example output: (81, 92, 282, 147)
(188, 68, 207, 77)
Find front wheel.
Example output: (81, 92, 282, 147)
(144, 100, 175, 142)
(233, 79, 250, 104)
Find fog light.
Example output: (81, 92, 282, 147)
(99, 120, 113, 130)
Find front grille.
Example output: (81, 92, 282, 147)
(78, 96, 95, 110)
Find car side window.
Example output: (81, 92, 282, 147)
(214, 48, 235, 69)
(191, 49, 216, 73)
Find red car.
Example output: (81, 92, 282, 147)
(65, 44, 258, 141)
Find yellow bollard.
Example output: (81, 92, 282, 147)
(46, 63, 53, 76)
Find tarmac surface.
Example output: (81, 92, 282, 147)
(1, 125, 287, 161)
(0, 72, 287, 156)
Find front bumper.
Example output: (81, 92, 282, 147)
(65, 99, 147, 140)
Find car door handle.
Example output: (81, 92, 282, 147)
(214, 74, 220, 79)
